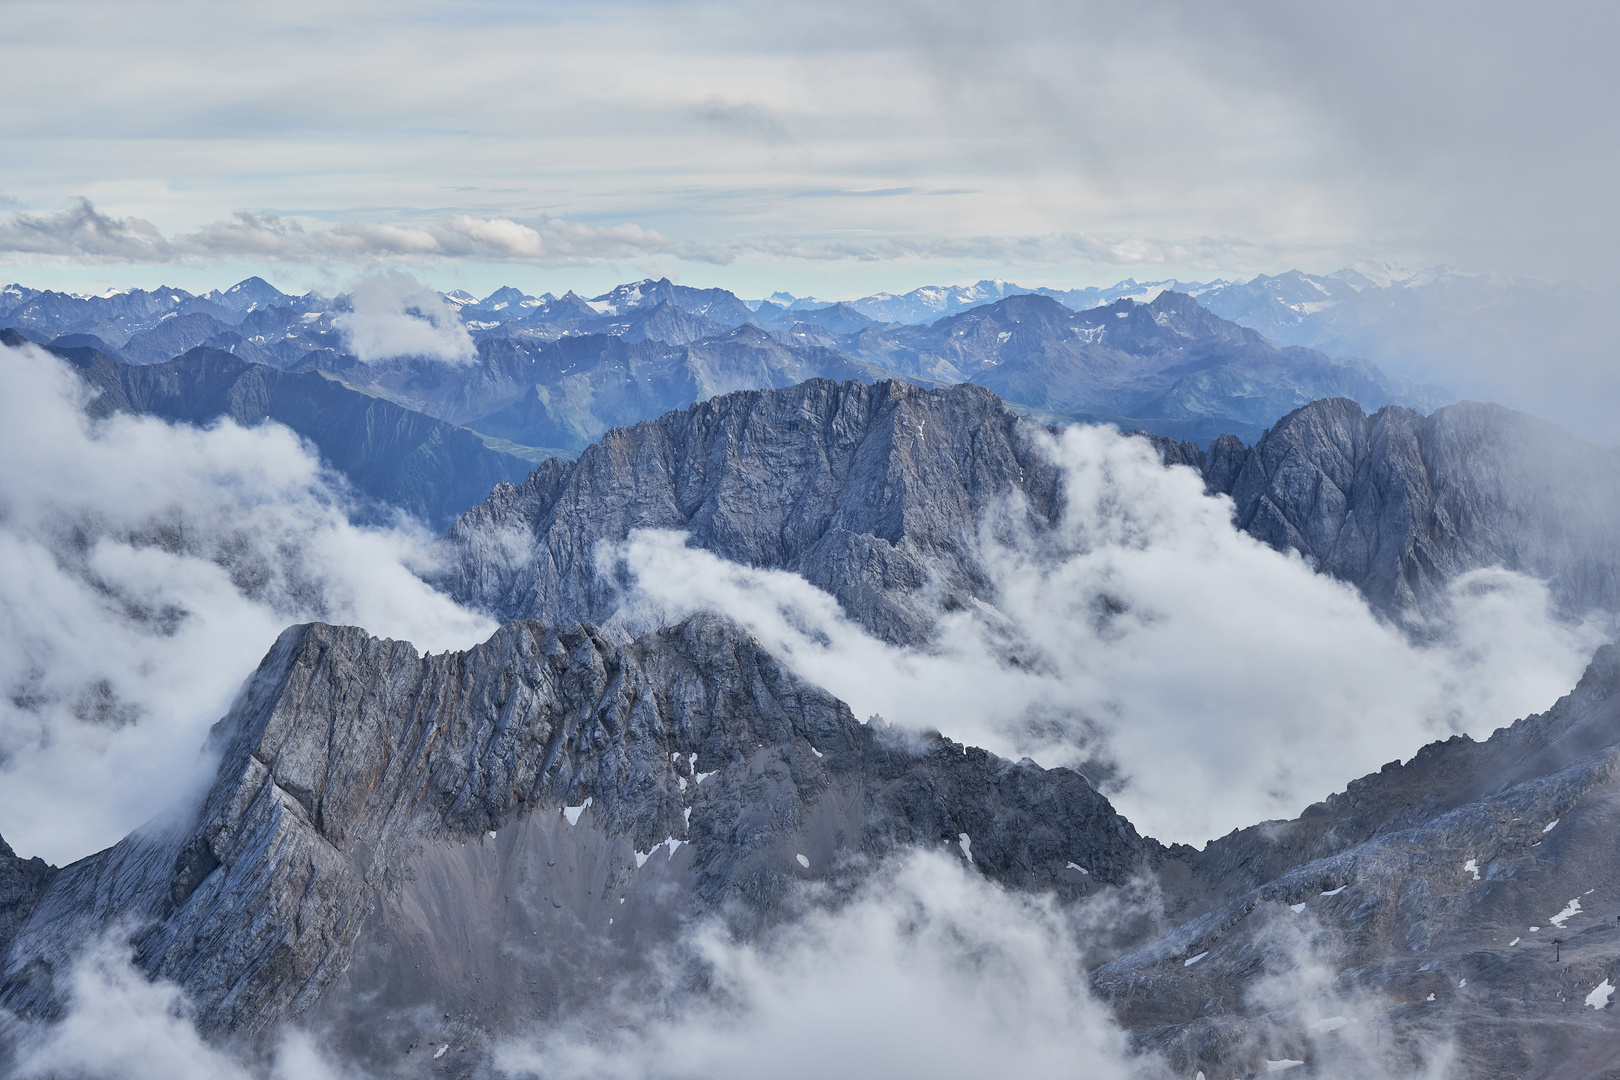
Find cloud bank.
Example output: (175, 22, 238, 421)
(0, 341, 495, 864)
(493, 850, 1450, 1080)
(0, 199, 686, 268)
(7, 853, 1451, 1080)
(605, 423, 1605, 844)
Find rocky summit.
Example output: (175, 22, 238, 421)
(1148, 396, 1620, 619)
(433, 378, 1065, 646)
(0, 614, 1149, 1070)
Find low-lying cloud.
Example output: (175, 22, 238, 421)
(604, 423, 1606, 844)
(335, 270, 476, 363)
(493, 850, 1451, 1080)
(5, 934, 348, 1080)
(495, 851, 1144, 1080)
(5, 852, 1452, 1080)
(0, 341, 496, 864)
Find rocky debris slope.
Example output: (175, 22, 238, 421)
(433, 378, 1064, 646)
(1097, 645, 1620, 1079)
(1145, 396, 1620, 618)
(0, 613, 1151, 1065)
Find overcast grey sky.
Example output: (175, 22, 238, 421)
(1, 0, 1616, 300)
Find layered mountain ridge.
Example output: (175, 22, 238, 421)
(3, 274, 1450, 459)
(0, 613, 1148, 1067)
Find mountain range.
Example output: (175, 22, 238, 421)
(0, 330, 539, 531)
(3, 377, 1618, 1078)
(2, 276, 1453, 478)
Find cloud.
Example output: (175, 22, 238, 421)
(691, 97, 792, 144)
(0, 202, 675, 268)
(496, 850, 1149, 1080)
(601, 423, 1606, 844)
(0, 341, 496, 864)
(4, 853, 1450, 1080)
(0, 200, 1270, 273)
(334, 270, 476, 363)
(493, 849, 1455, 1080)
(0, 199, 176, 262)
(6, 933, 354, 1080)
(747, 230, 1286, 270)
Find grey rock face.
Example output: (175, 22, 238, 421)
(434, 378, 1064, 646)
(1146, 396, 1620, 618)
(1097, 645, 1620, 1080)
(0, 839, 53, 962)
(0, 614, 1151, 1055)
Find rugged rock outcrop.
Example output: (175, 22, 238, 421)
(434, 378, 1065, 646)
(0, 840, 53, 963)
(0, 614, 1151, 1063)
(1145, 397, 1620, 618)
(1098, 645, 1620, 1080)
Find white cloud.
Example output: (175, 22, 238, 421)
(494, 850, 1456, 1080)
(7, 933, 355, 1080)
(335, 270, 476, 363)
(495, 851, 1147, 1080)
(0, 341, 495, 864)
(603, 423, 1605, 844)
(0, 202, 678, 269)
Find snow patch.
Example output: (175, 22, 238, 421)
(562, 796, 592, 826)
(1587, 979, 1614, 1009)
(1509, 937, 1520, 946)
(1544, 819, 1560, 833)
(796, 854, 810, 869)
(1065, 862, 1089, 875)
(810, 746, 823, 758)
(1289, 902, 1306, 913)
(1425, 993, 1435, 1002)
(957, 832, 972, 861)
(1550, 897, 1582, 928)
(695, 771, 714, 785)
(486, 830, 497, 839)
(1320, 884, 1347, 897)
(1184, 952, 1208, 967)
(434, 1045, 449, 1059)
(1463, 858, 1480, 880)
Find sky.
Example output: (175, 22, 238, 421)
(2, 0, 1617, 301)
